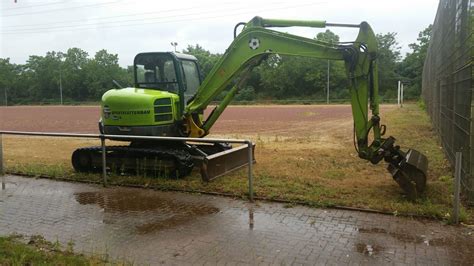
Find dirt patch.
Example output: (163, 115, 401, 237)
(0, 106, 100, 133)
(0, 105, 395, 137)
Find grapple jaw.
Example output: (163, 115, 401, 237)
(387, 149, 428, 200)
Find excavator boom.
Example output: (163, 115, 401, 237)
(182, 16, 428, 199)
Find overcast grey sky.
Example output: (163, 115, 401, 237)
(0, 0, 439, 66)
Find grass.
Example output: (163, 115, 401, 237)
(2, 104, 472, 222)
(0, 234, 121, 265)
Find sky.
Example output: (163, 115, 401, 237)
(0, 0, 439, 67)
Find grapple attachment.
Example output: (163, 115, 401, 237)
(387, 149, 428, 200)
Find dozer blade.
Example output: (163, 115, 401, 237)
(198, 143, 255, 182)
(387, 149, 428, 200)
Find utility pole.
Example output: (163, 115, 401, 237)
(171, 42, 178, 52)
(326, 60, 330, 104)
(59, 68, 63, 105)
(58, 55, 64, 105)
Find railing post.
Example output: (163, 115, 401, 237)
(246, 140, 254, 202)
(453, 151, 462, 224)
(0, 133, 5, 190)
(100, 135, 107, 187)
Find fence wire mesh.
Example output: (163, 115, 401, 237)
(422, 0, 474, 203)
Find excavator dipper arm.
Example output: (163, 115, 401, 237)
(183, 16, 428, 200)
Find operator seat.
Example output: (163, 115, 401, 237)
(144, 72, 155, 83)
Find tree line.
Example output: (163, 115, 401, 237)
(0, 26, 431, 105)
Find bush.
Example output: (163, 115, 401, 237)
(235, 86, 256, 101)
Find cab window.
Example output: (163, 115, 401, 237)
(135, 54, 178, 93)
(181, 60, 200, 102)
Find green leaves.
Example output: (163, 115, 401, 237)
(182, 44, 221, 79)
(255, 30, 347, 100)
(0, 24, 432, 105)
(397, 25, 432, 99)
(0, 48, 132, 104)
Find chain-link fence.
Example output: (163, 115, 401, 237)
(422, 0, 473, 203)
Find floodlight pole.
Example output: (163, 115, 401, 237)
(397, 80, 401, 107)
(326, 60, 330, 104)
(171, 42, 178, 52)
(59, 68, 63, 105)
(58, 54, 65, 105)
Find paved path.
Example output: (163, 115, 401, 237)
(0, 175, 473, 265)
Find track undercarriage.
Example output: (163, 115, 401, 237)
(72, 141, 255, 181)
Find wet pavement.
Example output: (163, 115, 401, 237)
(0, 175, 473, 265)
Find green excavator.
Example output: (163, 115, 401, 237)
(72, 16, 428, 199)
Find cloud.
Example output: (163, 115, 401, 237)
(1, 0, 438, 66)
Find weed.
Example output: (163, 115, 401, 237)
(66, 240, 75, 254)
(417, 98, 426, 111)
(0, 234, 110, 265)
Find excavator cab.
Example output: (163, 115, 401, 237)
(98, 52, 201, 138)
(134, 52, 201, 107)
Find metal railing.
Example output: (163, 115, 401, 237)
(0, 131, 255, 201)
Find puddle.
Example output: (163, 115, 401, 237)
(358, 227, 455, 247)
(75, 189, 219, 234)
(355, 243, 383, 256)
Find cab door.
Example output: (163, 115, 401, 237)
(180, 60, 202, 105)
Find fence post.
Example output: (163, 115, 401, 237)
(0, 134, 4, 190)
(401, 83, 404, 108)
(397, 80, 401, 107)
(246, 140, 254, 202)
(100, 135, 107, 187)
(453, 151, 462, 224)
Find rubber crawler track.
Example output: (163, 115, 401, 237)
(72, 145, 194, 178)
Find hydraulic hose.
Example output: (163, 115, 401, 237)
(234, 22, 246, 39)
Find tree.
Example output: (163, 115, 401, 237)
(398, 25, 432, 99)
(182, 44, 221, 79)
(376, 32, 401, 100)
(257, 29, 348, 100)
(0, 58, 17, 104)
(0, 48, 133, 104)
(316, 29, 339, 43)
(314, 30, 349, 99)
(23, 52, 64, 102)
(61, 48, 89, 101)
(0, 28, 423, 105)
(83, 49, 131, 99)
